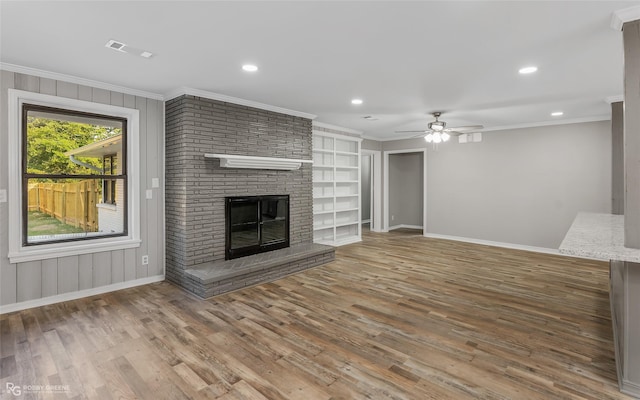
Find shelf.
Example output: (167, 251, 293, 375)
(313, 239, 335, 246)
(335, 166, 359, 170)
(313, 210, 334, 216)
(335, 194, 358, 198)
(336, 180, 359, 183)
(335, 207, 359, 213)
(313, 225, 335, 231)
(205, 153, 313, 170)
(335, 150, 358, 156)
(336, 221, 359, 228)
(313, 149, 334, 154)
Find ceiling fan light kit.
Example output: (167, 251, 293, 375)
(396, 112, 483, 145)
(425, 132, 451, 143)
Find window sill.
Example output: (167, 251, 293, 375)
(8, 236, 141, 264)
(97, 203, 118, 211)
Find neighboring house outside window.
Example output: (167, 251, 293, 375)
(23, 104, 127, 245)
(103, 154, 117, 205)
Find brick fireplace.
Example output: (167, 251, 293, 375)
(165, 94, 334, 297)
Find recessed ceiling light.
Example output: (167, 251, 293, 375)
(140, 51, 153, 59)
(242, 64, 258, 72)
(363, 115, 379, 121)
(551, 111, 564, 116)
(351, 99, 363, 105)
(519, 66, 538, 74)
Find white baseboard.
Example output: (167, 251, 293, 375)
(389, 224, 423, 231)
(423, 233, 560, 256)
(621, 378, 640, 398)
(0, 275, 165, 314)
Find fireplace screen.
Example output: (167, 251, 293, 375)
(226, 195, 289, 259)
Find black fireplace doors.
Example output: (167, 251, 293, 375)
(225, 195, 290, 260)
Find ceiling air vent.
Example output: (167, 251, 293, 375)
(105, 40, 126, 52)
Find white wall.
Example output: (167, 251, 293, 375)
(0, 70, 165, 311)
(371, 120, 611, 249)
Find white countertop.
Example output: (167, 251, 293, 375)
(559, 212, 640, 262)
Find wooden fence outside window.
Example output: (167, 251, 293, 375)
(28, 180, 99, 232)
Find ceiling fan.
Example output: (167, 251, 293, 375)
(395, 112, 483, 143)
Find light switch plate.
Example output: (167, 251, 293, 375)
(151, 178, 159, 188)
(0, 189, 6, 203)
(146, 189, 153, 199)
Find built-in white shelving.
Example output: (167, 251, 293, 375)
(312, 132, 362, 246)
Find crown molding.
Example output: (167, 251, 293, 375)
(0, 63, 320, 119)
(312, 121, 362, 135)
(360, 134, 383, 141)
(611, 5, 640, 31)
(0, 62, 164, 100)
(367, 115, 612, 142)
(606, 95, 624, 104)
(481, 115, 611, 132)
(164, 86, 316, 120)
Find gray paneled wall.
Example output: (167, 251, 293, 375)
(0, 70, 165, 307)
(612, 101, 624, 215)
(164, 95, 313, 288)
(623, 20, 640, 248)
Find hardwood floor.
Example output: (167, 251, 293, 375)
(0, 229, 632, 399)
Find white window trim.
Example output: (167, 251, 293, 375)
(7, 89, 141, 263)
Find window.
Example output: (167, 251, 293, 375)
(22, 104, 127, 245)
(8, 89, 141, 263)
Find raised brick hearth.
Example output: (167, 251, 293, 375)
(182, 243, 334, 298)
(165, 95, 335, 297)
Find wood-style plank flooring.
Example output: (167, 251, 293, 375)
(0, 229, 632, 399)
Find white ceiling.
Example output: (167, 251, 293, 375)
(1, 1, 637, 139)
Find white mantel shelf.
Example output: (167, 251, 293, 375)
(205, 154, 313, 170)
(559, 212, 640, 262)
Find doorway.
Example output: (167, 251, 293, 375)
(361, 154, 372, 231)
(361, 149, 382, 232)
(383, 149, 427, 233)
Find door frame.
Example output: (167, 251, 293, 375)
(383, 148, 427, 232)
(362, 149, 382, 232)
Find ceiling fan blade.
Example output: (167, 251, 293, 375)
(394, 130, 430, 133)
(444, 125, 483, 132)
